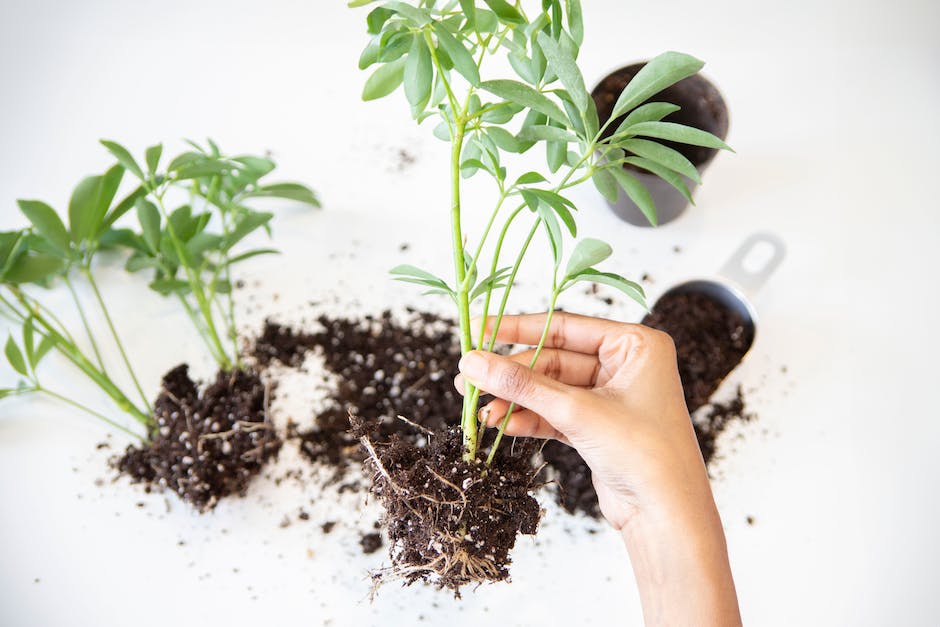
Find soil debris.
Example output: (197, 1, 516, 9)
(356, 423, 541, 594)
(115, 365, 281, 511)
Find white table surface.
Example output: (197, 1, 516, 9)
(1, 1, 938, 625)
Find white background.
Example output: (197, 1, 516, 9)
(1, 0, 939, 625)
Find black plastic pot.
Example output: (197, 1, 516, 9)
(592, 63, 730, 226)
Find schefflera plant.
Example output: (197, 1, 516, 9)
(0, 139, 318, 440)
(356, 0, 730, 461)
(352, 0, 729, 591)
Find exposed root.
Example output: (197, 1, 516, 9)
(355, 421, 542, 595)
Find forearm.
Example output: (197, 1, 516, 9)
(622, 478, 742, 627)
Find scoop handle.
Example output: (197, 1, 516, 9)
(718, 232, 786, 298)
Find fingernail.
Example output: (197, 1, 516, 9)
(458, 351, 488, 379)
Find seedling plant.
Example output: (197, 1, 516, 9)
(351, 0, 730, 589)
(355, 0, 729, 462)
(1, 139, 318, 507)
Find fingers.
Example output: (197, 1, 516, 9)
(457, 350, 574, 421)
(478, 312, 637, 354)
(481, 399, 568, 442)
(455, 347, 601, 390)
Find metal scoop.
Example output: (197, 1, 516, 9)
(652, 232, 786, 356)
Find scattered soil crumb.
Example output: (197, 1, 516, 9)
(115, 365, 281, 512)
(322, 521, 337, 534)
(360, 532, 383, 555)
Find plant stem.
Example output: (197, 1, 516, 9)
(64, 275, 107, 373)
(82, 268, 152, 414)
(152, 192, 232, 370)
(448, 118, 480, 461)
(11, 289, 152, 427)
(37, 386, 144, 441)
(486, 289, 560, 465)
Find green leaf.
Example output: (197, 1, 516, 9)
(432, 23, 480, 87)
(101, 185, 147, 232)
(390, 264, 451, 289)
(567, 0, 584, 45)
(592, 168, 619, 203)
(382, 1, 431, 26)
(536, 32, 588, 113)
(99, 228, 147, 252)
(4, 253, 65, 284)
(516, 125, 575, 143)
(569, 269, 646, 308)
(227, 248, 279, 265)
(547, 140, 566, 173)
(17, 200, 70, 255)
(366, 6, 393, 33)
(4, 336, 28, 376)
(125, 253, 161, 273)
(615, 102, 681, 133)
(537, 204, 563, 267)
(470, 266, 512, 301)
(621, 157, 694, 205)
(135, 198, 161, 252)
(244, 183, 320, 206)
(33, 334, 55, 366)
(611, 52, 704, 120)
(620, 139, 701, 183)
(172, 158, 233, 180)
(522, 189, 577, 236)
(482, 0, 524, 23)
(609, 168, 658, 226)
(459, 0, 476, 26)
(68, 165, 125, 243)
(223, 211, 273, 251)
(149, 279, 190, 296)
(362, 56, 407, 101)
(622, 121, 731, 150)
(485, 127, 522, 153)
(481, 80, 567, 125)
(22, 317, 35, 368)
(565, 238, 612, 277)
(515, 171, 547, 186)
(145, 144, 162, 176)
(349, 0, 378, 7)
(100, 140, 145, 181)
(404, 35, 433, 110)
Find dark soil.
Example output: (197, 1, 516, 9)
(592, 63, 729, 168)
(360, 532, 383, 554)
(115, 364, 281, 511)
(542, 291, 754, 518)
(251, 320, 316, 368)
(354, 422, 541, 594)
(290, 311, 463, 474)
(643, 290, 753, 413)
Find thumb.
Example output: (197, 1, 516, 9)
(458, 350, 574, 420)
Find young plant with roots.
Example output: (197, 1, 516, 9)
(0, 139, 318, 508)
(352, 0, 730, 591)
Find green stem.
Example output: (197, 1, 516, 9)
(486, 289, 560, 466)
(64, 275, 107, 373)
(37, 386, 144, 441)
(83, 268, 152, 414)
(12, 289, 152, 427)
(153, 193, 232, 370)
(448, 120, 480, 461)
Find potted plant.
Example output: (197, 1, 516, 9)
(0, 139, 319, 510)
(350, 0, 730, 591)
(592, 63, 729, 225)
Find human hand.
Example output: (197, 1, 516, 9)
(455, 311, 707, 530)
(455, 312, 741, 626)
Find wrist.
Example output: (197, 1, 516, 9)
(620, 482, 741, 627)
